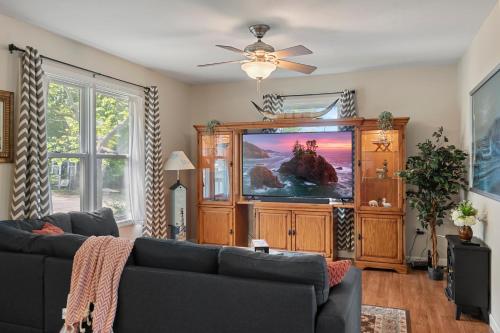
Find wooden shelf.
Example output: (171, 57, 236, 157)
(236, 200, 355, 210)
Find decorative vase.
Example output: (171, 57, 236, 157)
(458, 225, 473, 242)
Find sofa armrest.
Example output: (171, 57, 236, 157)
(315, 267, 361, 333)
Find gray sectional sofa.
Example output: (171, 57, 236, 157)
(0, 208, 361, 333)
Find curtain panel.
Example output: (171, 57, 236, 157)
(142, 87, 168, 238)
(10, 46, 50, 220)
(262, 93, 283, 115)
(337, 89, 357, 252)
(128, 95, 146, 225)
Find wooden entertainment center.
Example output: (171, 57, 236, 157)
(194, 117, 409, 273)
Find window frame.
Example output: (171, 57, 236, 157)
(45, 72, 135, 223)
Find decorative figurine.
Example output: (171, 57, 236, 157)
(382, 198, 392, 208)
(376, 160, 389, 179)
(369, 200, 379, 207)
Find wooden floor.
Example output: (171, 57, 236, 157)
(363, 269, 491, 333)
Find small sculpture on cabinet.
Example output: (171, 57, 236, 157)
(376, 160, 389, 179)
(382, 198, 392, 208)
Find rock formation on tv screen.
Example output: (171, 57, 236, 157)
(249, 165, 284, 189)
(278, 140, 338, 185)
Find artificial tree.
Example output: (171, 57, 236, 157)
(398, 127, 468, 274)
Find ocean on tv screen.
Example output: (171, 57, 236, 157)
(242, 131, 353, 199)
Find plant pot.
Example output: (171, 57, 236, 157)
(458, 225, 473, 242)
(427, 266, 444, 280)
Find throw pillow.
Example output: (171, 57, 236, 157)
(32, 222, 64, 236)
(326, 259, 351, 287)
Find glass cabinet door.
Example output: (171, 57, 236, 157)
(199, 132, 232, 203)
(360, 129, 402, 210)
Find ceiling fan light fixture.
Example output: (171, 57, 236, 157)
(241, 61, 276, 80)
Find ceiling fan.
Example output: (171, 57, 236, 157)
(198, 24, 317, 80)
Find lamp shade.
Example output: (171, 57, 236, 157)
(164, 151, 195, 171)
(241, 61, 276, 80)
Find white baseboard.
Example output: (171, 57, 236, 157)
(491, 314, 499, 333)
(406, 256, 447, 267)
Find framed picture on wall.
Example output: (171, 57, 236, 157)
(0, 90, 14, 163)
(471, 64, 500, 201)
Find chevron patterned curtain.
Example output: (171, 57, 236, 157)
(337, 89, 356, 252)
(262, 94, 283, 116)
(10, 46, 50, 220)
(142, 87, 168, 238)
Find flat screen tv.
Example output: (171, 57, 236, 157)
(242, 131, 354, 199)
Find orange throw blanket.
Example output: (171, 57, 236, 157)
(63, 236, 134, 333)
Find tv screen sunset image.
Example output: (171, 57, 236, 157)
(242, 131, 353, 199)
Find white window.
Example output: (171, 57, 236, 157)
(45, 68, 143, 223)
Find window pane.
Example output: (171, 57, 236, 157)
(47, 82, 82, 153)
(97, 158, 130, 221)
(49, 158, 82, 212)
(96, 92, 129, 154)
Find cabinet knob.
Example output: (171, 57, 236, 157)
(229, 229, 234, 235)
(288, 229, 292, 236)
(292, 230, 296, 236)
(358, 234, 362, 240)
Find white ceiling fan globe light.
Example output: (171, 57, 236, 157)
(241, 61, 276, 80)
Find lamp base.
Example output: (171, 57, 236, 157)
(169, 180, 188, 241)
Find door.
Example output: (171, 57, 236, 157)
(293, 211, 332, 257)
(357, 214, 403, 263)
(256, 209, 292, 250)
(198, 131, 233, 205)
(199, 206, 234, 245)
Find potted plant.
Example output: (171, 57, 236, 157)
(451, 200, 479, 242)
(397, 127, 468, 280)
(377, 111, 394, 143)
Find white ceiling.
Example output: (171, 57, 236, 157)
(0, 0, 496, 84)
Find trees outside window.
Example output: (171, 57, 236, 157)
(47, 77, 134, 222)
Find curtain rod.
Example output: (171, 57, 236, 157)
(277, 90, 355, 98)
(8, 43, 148, 90)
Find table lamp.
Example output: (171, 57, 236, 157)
(164, 150, 195, 240)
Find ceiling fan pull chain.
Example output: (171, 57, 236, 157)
(256, 78, 262, 100)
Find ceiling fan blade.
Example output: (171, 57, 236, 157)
(276, 60, 317, 74)
(271, 45, 312, 59)
(197, 60, 244, 67)
(216, 45, 249, 55)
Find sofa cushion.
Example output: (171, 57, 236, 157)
(43, 212, 73, 233)
(133, 237, 221, 274)
(0, 219, 44, 232)
(218, 247, 329, 306)
(69, 208, 119, 237)
(0, 224, 86, 259)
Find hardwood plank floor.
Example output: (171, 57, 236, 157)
(362, 269, 491, 333)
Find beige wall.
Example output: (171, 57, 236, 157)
(0, 13, 192, 220)
(188, 64, 460, 259)
(458, 1, 500, 328)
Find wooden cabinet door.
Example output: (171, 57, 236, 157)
(357, 214, 403, 263)
(256, 209, 291, 250)
(199, 207, 234, 245)
(293, 211, 332, 257)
